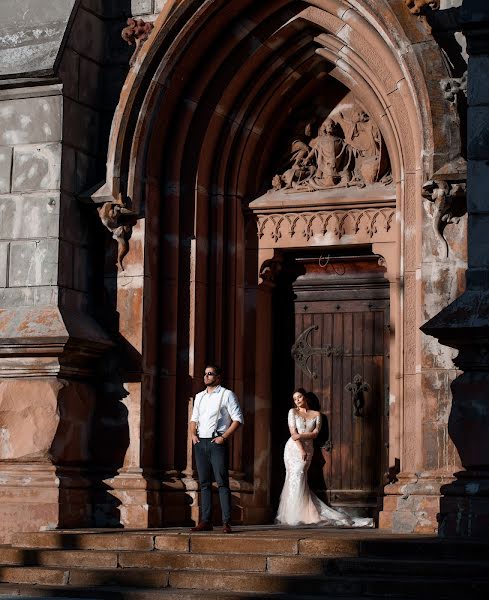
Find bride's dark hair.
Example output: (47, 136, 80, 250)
(292, 388, 309, 407)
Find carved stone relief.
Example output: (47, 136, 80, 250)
(270, 104, 391, 193)
(404, 0, 440, 14)
(422, 179, 466, 257)
(257, 207, 395, 244)
(441, 70, 467, 105)
(121, 18, 154, 66)
(98, 201, 138, 270)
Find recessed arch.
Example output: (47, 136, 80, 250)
(102, 0, 458, 526)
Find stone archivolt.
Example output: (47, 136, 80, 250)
(270, 103, 391, 193)
(257, 207, 395, 243)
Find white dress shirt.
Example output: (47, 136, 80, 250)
(191, 385, 244, 437)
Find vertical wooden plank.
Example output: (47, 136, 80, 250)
(351, 311, 364, 492)
(322, 310, 334, 494)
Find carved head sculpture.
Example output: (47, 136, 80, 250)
(319, 118, 336, 135)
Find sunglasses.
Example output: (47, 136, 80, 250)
(204, 371, 217, 376)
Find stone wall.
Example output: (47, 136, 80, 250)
(0, 0, 134, 542)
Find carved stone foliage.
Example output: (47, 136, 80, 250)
(98, 201, 138, 270)
(121, 18, 154, 66)
(404, 0, 440, 14)
(422, 179, 467, 257)
(270, 104, 391, 193)
(257, 207, 395, 243)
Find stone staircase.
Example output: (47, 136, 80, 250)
(0, 527, 487, 599)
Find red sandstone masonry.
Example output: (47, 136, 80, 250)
(0, 566, 68, 585)
(266, 555, 327, 575)
(10, 532, 155, 551)
(119, 551, 266, 571)
(68, 568, 169, 587)
(154, 534, 190, 552)
(190, 536, 298, 555)
(298, 538, 361, 557)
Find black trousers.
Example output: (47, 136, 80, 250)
(194, 438, 231, 524)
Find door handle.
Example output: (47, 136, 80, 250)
(345, 374, 370, 417)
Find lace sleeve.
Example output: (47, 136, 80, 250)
(288, 408, 296, 430)
(315, 412, 322, 431)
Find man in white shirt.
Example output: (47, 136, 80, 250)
(189, 364, 244, 533)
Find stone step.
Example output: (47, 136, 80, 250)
(0, 583, 385, 600)
(0, 583, 283, 599)
(8, 532, 362, 557)
(332, 556, 489, 578)
(0, 567, 488, 598)
(359, 538, 489, 560)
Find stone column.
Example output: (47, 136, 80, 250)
(422, 0, 489, 537)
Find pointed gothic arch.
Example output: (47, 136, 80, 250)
(102, 0, 460, 528)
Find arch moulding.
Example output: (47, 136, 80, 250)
(100, 0, 459, 531)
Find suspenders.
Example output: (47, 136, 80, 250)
(195, 387, 226, 436)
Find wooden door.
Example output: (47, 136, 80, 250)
(292, 255, 389, 516)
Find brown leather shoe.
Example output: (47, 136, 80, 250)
(222, 522, 232, 534)
(190, 521, 213, 532)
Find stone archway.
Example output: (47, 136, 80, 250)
(99, 0, 461, 530)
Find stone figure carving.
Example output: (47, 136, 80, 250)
(98, 201, 138, 270)
(341, 108, 384, 186)
(441, 71, 467, 105)
(422, 179, 467, 257)
(271, 105, 390, 193)
(404, 0, 440, 14)
(121, 18, 154, 66)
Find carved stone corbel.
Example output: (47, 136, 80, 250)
(97, 200, 138, 271)
(404, 0, 440, 14)
(259, 252, 284, 284)
(422, 177, 466, 258)
(121, 18, 154, 66)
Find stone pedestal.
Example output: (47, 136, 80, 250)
(0, 306, 112, 542)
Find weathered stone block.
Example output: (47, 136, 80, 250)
(63, 99, 100, 155)
(11, 144, 61, 192)
(0, 96, 62, 146)
(132, 0, 153, 16)
(0, 194, 59, 240)
(58, 240, 74, 288)
(0, 1, 77, 78)
(0, 286, 58, 309)
(0, 147, 12, 194)
(73, 246, 89, 292)
(50, 381, 96, 463)
(0, 243, 8, 288)
(8, 239, 58, 287)
(67, 7, 106, 64)
(58, 48, 80, 101)
(0, 379, 62, 460)
(59, 193, 90, 246)
(155, 0, 168, 12)
(78, 56, 102, 108)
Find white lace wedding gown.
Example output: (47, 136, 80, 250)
(275, 409, 373, 528)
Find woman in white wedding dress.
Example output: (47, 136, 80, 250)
(275, 388, 373, 528)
